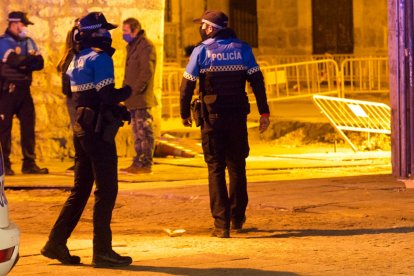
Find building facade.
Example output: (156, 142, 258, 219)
(165, 0, 388, 62)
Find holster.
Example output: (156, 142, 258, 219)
(191, 98, 203, 127)
(95, 105, 129, 144)
(73, 107, 96, 138)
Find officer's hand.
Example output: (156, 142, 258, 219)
(182, 117, 192, 127)
(259, 115, 270, 133)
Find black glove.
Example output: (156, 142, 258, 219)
(114, 85, 131, 102)
(99, 84, 132, 105)
(24, 55, 44, 71)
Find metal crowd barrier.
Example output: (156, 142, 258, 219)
(161, 56, 390, 118)
(162, 67, 184, 118)
(256, 54, 386, 66)
(340, 57, 389, 97)
(253, 59, 341, 104)
(312, 95, 391, 152)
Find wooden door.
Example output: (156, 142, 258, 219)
(229, 0, 258, 47)
(312, 0, 354, 54)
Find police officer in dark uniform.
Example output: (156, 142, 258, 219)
(41, 12, 132, 267)
(0, 11, 48, 176)
(180, 10, 270, 238)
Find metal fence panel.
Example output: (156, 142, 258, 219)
(162, 67, 184, 118)
(340, 57, 389, 96)
(253, 59, 341, 103)
(312, 95, 391, 151)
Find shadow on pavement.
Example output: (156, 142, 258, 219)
(113, 265, 298, 275)
(241, 226, 414, 239)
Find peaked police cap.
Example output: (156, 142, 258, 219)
(8, 11, 34, 26)
(79, 12, 117, 31)
(193, 10, 228, 29)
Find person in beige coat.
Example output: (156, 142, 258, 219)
(120, 17, 157, 174)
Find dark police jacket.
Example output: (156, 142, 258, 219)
(0, 30, 44, 85)
(180, 28, 269, 119)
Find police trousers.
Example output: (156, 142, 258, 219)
(0, 83, 36, 168)
(48, 131, 118, 254)
(201, 114, 250, 230)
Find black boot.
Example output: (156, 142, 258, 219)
(41, 241, 81, 265)
(92, 250, 132, 267)
(22, 163, 49, 174)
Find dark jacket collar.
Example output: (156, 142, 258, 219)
(5, 28, 23, 41)
(211, 28, 237, 40)
(129, 30, 145, 45)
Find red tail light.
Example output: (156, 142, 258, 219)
(0, 247, 14, 263)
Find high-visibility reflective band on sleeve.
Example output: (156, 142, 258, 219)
(247, 66, 260, 75)
(71, 82, 95, 92)
(200, 65, 247, 73)
(96, 78, 114, 91)
(2, 49, 14, 62)
(183, 71, 198, 81)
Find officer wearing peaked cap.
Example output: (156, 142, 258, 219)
(41, 12, 133, 268)
(180, 10, 270, 238)
(0, 11, 48, 176)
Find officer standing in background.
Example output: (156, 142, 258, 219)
(180, 10, 270, 238)
(0, 11, 48, 176)
(41, 12, 132, 267)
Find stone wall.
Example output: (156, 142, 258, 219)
(0, 0, 164, 163)
(257, 0, 312, 55)
(257, 0, 388, 55)
(177, 0, 231, 58)
(354, 0, 388, 54)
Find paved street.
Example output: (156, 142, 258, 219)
(4, 145, 414, 275)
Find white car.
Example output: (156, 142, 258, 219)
(0, 146, 19, 275)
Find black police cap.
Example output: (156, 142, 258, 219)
(79, 12, 117, 31)
(193, 10, 228, 29)
(8, 11, 34, 26)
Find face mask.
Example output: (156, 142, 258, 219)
(199, 26, 208, 41)
(123, 34, 134, 43)
(18, 27, 28, 39)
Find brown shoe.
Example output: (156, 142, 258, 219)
(120, 165, 152, 174)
